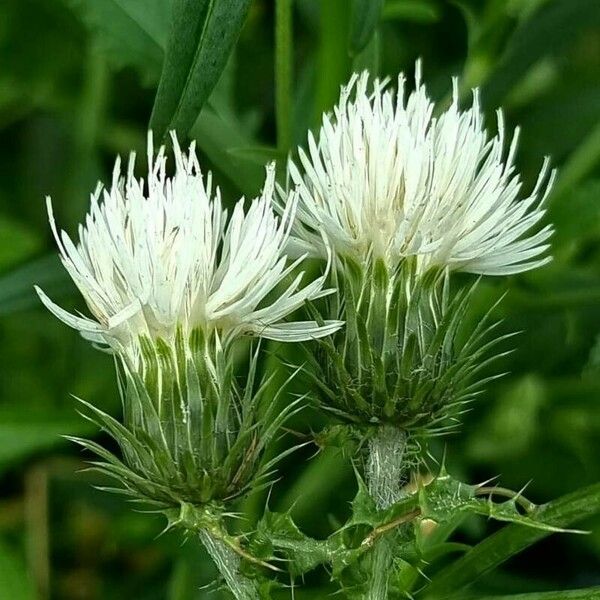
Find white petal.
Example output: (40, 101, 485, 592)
(281, 64, 553, 276)
(250, 320, 344, 342)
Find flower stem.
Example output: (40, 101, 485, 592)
(366, 425, 407, 510)
(198, 529, 261, 600)
(365, 425, 408, 600)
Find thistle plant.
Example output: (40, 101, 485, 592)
(36, 133, 341, 599)
(274, 66, 556, 598)
(38, 64, 592, 600)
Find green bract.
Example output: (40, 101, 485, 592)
(70, 330, 299, 509)
(306, 257, 506, 447)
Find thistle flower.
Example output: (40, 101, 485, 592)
(287, 65, 553, 470)
(36, 135, 343, 595)
(36, 133, 340, 368)
(286, 65, 554, 275)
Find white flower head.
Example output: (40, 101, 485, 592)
(37, 133, 340, 362)
(286, 63, 555, 275)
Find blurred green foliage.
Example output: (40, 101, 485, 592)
(0, 0, 599, 598)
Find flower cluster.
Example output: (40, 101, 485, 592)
(286, 65, 554, 275)
(38, 64, 554, 599)
(37, 133, 339, 369)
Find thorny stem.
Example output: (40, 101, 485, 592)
(171, 502, 279, 599)
(365, 425, 408, 600)
(198, 530, 261, 600)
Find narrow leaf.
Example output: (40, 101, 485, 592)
(150, 0, 252, 139)
(226, 145, 283, 166)
(191, 107, 264, 196)
(382, 0, 441, 23)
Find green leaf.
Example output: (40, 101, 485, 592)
(416, 472, 577, 536)
(421, 482, 600, 598)
(482, 0, 600, 108)
(0, 215, 42, 271)
(191, 106, 264, 196)
(0, 254, 73, 316)
(226, 145, 283, 167)
(65, 0, 170, 84)
(252, 509, 331, 576)
(0, 407, 95, 474)
(0, 538, 35, 600)
(63, 0, 263, 196)
(149, 0, 252, 139)
(351, 30, 381, 77)
(348, 0, 385, 55)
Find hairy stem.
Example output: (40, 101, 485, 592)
(365, 425, 408, 600)
(366, 425, 407, 509)
(198, 530, 261, 600)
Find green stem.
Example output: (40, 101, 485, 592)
(368, 542, 392, 600)
(275, 0, 293, 153)
(171, 503, 270, 599)
(198, 529, 261, 600)
(365, 425, 408, 600)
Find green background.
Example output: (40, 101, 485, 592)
(0, 0, 599, 598)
